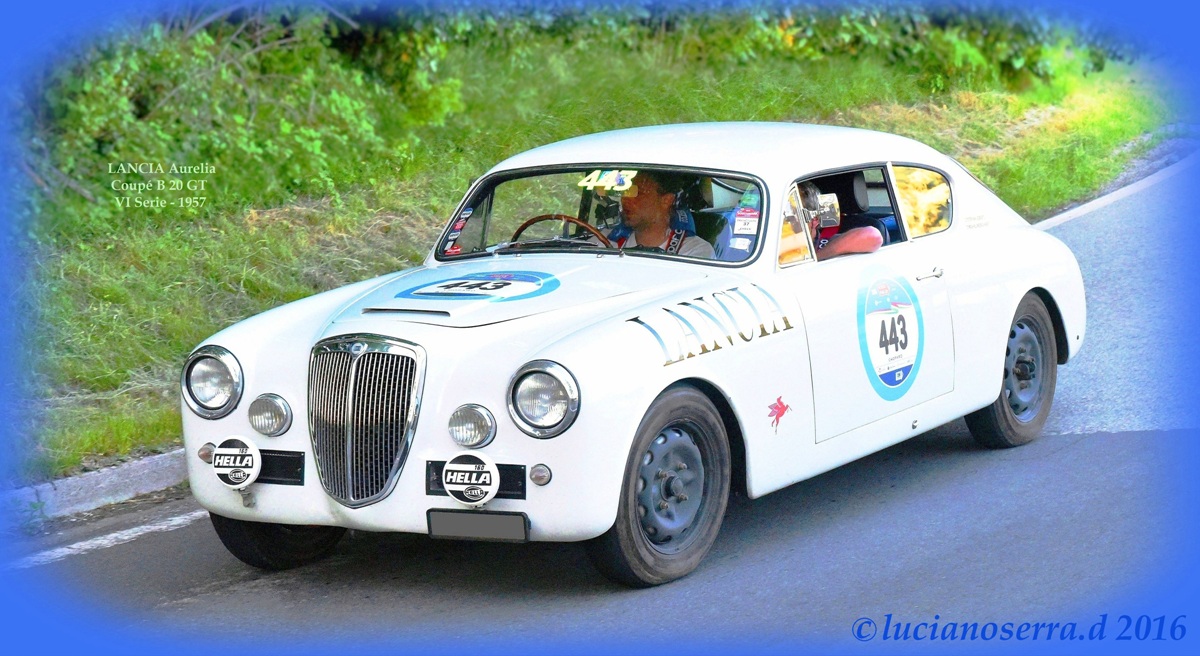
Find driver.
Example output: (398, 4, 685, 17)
(596, 171, 715, 259)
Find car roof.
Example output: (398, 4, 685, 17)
(487, 122, 950, 179)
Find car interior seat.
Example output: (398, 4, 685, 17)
(693, 210, 728, 244)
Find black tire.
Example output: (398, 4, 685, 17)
(586, 385, 731, 587)
(966, 293, 1058, 449)
(210, 513, 346, 570)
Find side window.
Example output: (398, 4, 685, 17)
(448, 196, 489, 254)
(892, 166, 952, 238)
(778, 184, 813, 266)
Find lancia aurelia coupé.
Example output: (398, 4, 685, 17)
(181, 123, 1085, 587)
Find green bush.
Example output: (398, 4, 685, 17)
(23, 5, 463, 240)
(19, 2, 1131, 243)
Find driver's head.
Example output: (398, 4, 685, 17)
(621, 171, 684, 231)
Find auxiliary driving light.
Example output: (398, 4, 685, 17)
(249, 393, 292, 436)
(448, 404, 497, 448)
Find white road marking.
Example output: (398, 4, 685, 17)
(1037, 151, 1200, 231)
(7, 509, 208, 570)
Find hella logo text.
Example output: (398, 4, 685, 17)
(463, 486, 486, 501)
(444, 471, 493, 486)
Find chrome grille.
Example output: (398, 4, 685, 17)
(308, 335, 424, 507)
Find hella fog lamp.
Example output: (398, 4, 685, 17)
(249, 394, 292, 437)
(508, 361, 579, 438)
(448, 404, 496, 448)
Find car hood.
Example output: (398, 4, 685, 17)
(330, 255, 715, 328)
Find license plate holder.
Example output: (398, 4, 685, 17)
(427, 509, 529, 543)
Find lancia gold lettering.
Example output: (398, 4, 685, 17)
(680, 297, 734, 353)
(627, 316, 685, 367)
(663, 308, 704, 359)
(628, 285, 795, 367)
(710, 289, 757, 342)
(750, 283, 795, 335)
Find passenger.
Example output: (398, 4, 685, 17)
(601, 171, 715, 259)
(798, 181, 882, 260)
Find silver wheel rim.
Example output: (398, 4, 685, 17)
(1004, 316, 1045, 422)
(635, 424, 706, 554)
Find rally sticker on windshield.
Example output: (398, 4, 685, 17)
(733, 207, 760, 235)
(578, 169, 636, 191)
(856, 267, 924, 401)
(395, 271, 560, 302)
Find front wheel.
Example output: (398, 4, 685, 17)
(586, 386, 731, 587)
(966, 293, 1058, 448)
(210, 513, 346, 570)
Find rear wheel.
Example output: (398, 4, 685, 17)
(966, 293, 1058, 448)
(586, 386, 731, 587)
(210, 513, 346, 570)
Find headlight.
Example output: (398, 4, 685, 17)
(448, 404, 496, 448)
(249, 393, 292, 436)
(181, 345, 243, 419)
(508, 360, 579, 438)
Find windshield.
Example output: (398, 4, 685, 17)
(437, 166, 764, 264)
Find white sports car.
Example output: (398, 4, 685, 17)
(181, 123, 1085, 587)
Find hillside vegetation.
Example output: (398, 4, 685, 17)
(14, 2, 1175, 480)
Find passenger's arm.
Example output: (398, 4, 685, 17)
(815, 226, 883, 260)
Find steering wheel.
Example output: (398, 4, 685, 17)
(510, 214, 613, 248)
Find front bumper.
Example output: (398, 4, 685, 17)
(183, 395, 633, 542)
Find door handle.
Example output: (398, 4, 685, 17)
(916, 267, 944, 281)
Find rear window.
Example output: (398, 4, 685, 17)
(893, 166, 952, 238)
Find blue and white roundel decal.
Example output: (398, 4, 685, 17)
(395, 271, 559, 302)
(857, 268, 924, 401)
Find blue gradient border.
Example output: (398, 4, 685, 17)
(1, 0, 1197, 654)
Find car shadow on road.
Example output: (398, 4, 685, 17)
(285, 419, 994, 598)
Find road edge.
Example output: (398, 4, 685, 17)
(1036, 151, 1200, 231)
(6, 150, 1199, 521)
(3, 449, 186, 521)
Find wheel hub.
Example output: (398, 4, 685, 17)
(1004, 318, 1045, 422)
(663, 475, 687, 501)
(636, 426, 704, 548)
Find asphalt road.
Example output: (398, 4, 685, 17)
(4, 168, 1198, 654)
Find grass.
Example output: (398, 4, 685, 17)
(972, 63, 1174, 217)
(18, 38, 1178, 482)
(832, 62, 1173, 218)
